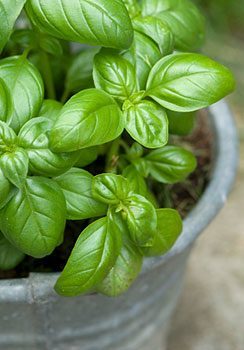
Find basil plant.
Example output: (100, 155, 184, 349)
(0, 0, 235, 297)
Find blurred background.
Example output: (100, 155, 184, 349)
(168, 1, 244, 349)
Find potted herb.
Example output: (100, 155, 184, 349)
(0, 0, 238, 349)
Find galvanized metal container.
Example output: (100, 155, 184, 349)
(0, 101, 238, 350)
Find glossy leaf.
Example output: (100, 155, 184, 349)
(25, 0, 133, 49)
(123, 100, 168, 148)
(146, 53, 235, 112)
(141, 0, 205, 51)
(92, 173, 130, 205)
(96, 241, 143, 296)
(0, 148, 29, 188)
(38, 99, 62, 123)
(0, 168, 14, 210)
(122, 31, 161, 89)
(65, 48, 99, 94)
(168, 110, 196, 136)
(142, 208, 182, 256)
(0, 121, 17, 154)
(124, 194, 157, 247)
(93, 51, 137, 101)
(0, 177, 66, 258)
(123, 0, 140, 18)
(50, 89, 124, 152)
(0, 56, 44, 132)
(54, 168, 107, 220)
(0, 232, 25, 270)
(55, 217, 122, 296)
(18, 117, 79, 176)
(75, 146, 98, 167)
(133, 16, 174, 55)
(0, 78, 12, 123)
(145, 146, 197, 184)
(0, 0, 27, 53)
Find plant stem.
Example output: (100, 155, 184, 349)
(105, 137, 121, 173)
(60, 86, 70, 104)
(40, 51, 56, 100)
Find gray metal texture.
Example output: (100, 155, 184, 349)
(0, 100, 239, 350)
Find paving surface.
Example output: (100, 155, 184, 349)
(167, 113, 244, 350)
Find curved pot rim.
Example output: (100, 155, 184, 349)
(0, 100, 239, 293)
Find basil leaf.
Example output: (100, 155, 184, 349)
(55, 217, 122, 296)
(0, 148, 29, 188)
(123, 0, 140, 18)
(18, 117, 79, 176)
(168, 110, 196, 136)
(145, 146, 197, 184)
(54, 168, 107, 220)
(123, 100, 168, 148)
(25, 0, 133, 49)
(133, 16, 174, 55)
(0, 121, 17, 154)
(0, 56, 44, 132)
(93, 51, 137, 101)
(0, 78, 13, 123)
(0, 232, 25, 270)
(0, 168, 14, 210)
(65, 48, 99, 94)
(146, 53, 235, 112)
(92, 173, 130, 205)
(39, 35, 63, 57)
(0, 177, 66, 258)
(96, 241, 143, 296)
(124, 194, 157, 247)
(75, 146, 98, 167)
(0, 0, 27, 53)
(141, 0, 205, 51)
(122, 31, 161, 89)
(50, 89, 124, 152)
(142, 208, 182, 256)
(38, 99, 62, 122)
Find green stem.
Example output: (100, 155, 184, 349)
(40, 51, 56, 100)
(105, 137, 121, 173)
(60, 86, 70, 104)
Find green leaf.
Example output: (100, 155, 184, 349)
(168, 110, 196, 136)
(133, 16, 174, 55)
(38, 99, 62, 123)
(50, 89, 124, 152)
(0, 168, 14, 210)
(0, 56, 44, 132)
(0, 232, 25, 270)
(18, 117, 79, 176)
(122, 31, 162, 89)
(123, 100, 168, 148)
(65, 48, 99, 94)
(25, 0, 133, 49)
(93, 51, 137, 101)
(145, 146, 197, 184)
(96, 241, 143, 296)
(92, 173, 131, 205)
(0, 78, 13, 123)
(54, 168, 107, 220)
(0, 177, 66, 258)
(142, 208, 182, 256)
(55, 217, 122, 296)
(141, 0, 205, 51)
(146, 53, 235, 112)
(0, 148, 29, 188)
(124, 194, 157, 247)
(74, 146, 98, 167)
(0, 121, 17, 154)
(39, 35, 63, 57)
(123, 0, 140, 18)
(0, 0, 27, 53)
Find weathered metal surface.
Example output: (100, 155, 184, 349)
(0, 100, 238, 350)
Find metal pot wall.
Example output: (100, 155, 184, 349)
(0, 100, 238, 350)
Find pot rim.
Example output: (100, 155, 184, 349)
(0, 100, 239, 292)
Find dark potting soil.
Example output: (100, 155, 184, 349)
(0, 111, 213, 279)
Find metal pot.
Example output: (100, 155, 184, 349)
(0, 100, 238, 350)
